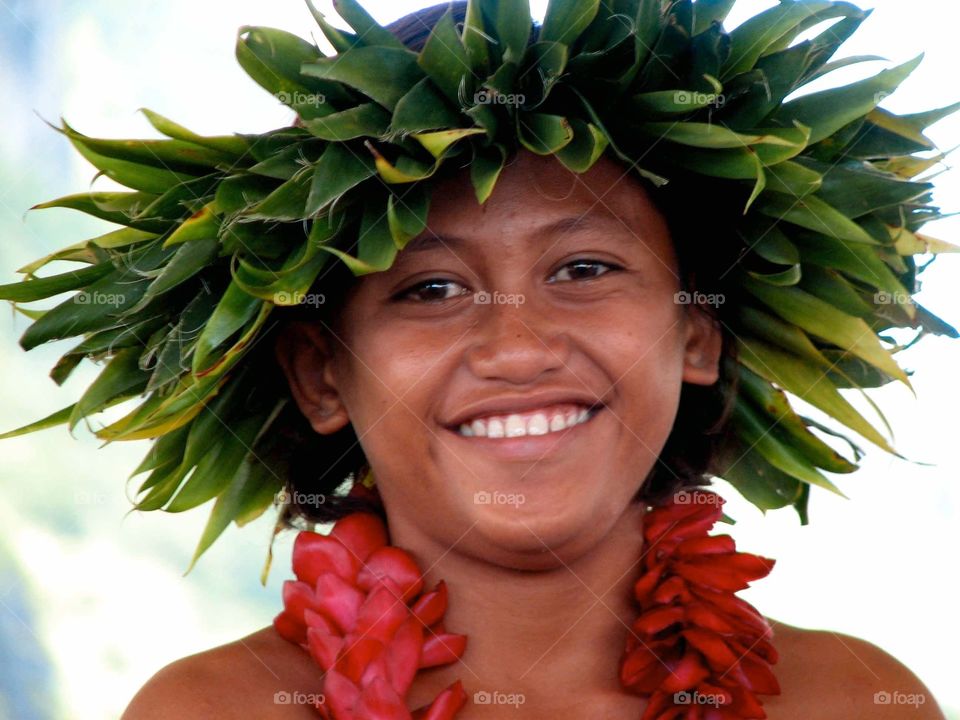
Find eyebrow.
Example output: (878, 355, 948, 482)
(400, 212, 633, 255)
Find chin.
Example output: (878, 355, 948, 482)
(462, 494, 618, 569)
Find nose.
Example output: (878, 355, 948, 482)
(464, 293, 572, 384)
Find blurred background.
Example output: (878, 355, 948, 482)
(0, 1, 957, 718)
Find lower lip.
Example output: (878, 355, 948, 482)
(443, 406, 605, 462)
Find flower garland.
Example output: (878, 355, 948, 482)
(621, 490, 779, 719)
(276, 487, 777, 718)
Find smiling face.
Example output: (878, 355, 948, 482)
(276, 148, 722, 570)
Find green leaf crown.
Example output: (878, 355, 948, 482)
(2, 0, 958, 575)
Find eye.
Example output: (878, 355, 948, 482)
(393, 278, 470, 303)
(549, 259, 623, 283)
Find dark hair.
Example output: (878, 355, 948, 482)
(274, 2, 741, 526)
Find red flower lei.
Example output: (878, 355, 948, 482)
(275, 486, 779, 719)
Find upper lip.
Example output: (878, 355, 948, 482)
(443, 391, 605, 428)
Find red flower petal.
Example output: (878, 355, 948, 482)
(634, 563, 665, 603)
(358, 547, 425, 602)
(651, 576, 692, 605)
(315, 572, 365, 633)
(411, 581, 448, 627)
(354, 675, 412, 720)
(681, 628, 738, 672)
(419, 632, 467, 668)
(660, 647, 710, 692)
(633, 605, 685, 635)
(413, 680, 468, 720)
(331, 512, 389, 564)
(675, 534, 736, 557)
(337, 636, 386, 684)
(273, 610, 306, 645)
(304, 607, 338, 634)
(321, 668, 361, 720)
(307, 627, 344, 671)
(281, 579, 317, 625)
(384, 615, 425, 696)
(293, 530, 361, 585)
(355, 583, 410, 644)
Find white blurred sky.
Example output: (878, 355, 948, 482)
(0, 1, 958, 718)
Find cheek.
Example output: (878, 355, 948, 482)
(586, 304, 686, 450)
(336, 328, 447, 463)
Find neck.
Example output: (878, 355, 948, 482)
(388, 501, 650, 716)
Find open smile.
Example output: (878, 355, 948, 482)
(442, 403, 607, 462)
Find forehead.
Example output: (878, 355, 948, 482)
(400, 149, 675, 264)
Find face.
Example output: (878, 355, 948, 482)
(276, 149, 721, 570)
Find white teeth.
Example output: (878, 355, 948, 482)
(505, 414, 526, 437)
(456, 406, 596, 438)
(527, 413, 549, 435)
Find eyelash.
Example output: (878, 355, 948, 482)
(392, 259, 624, 303)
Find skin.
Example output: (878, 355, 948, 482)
(121, 150, 945, 719)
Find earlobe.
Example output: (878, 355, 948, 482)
(274, 321, 351, 435)
(681, 306, 723, 386)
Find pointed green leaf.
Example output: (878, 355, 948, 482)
(540, 0, 600, 47)
(518, 113, 574, 154)
(302, 47, 423, 111)
(743, 276, 909, 386)
(0, 263, 113, 303)
(306, 143, 377, 216)
(418, 8, 473, 104)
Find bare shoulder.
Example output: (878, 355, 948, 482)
(120, 625, 323, 720)
(763, 618, 945, 719)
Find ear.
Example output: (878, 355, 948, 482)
(681, 304, 723, 386)
(274, 320, 351, 435)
